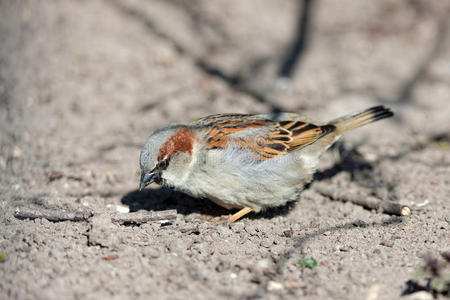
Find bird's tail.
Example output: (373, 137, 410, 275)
(329, 106, 393, 134)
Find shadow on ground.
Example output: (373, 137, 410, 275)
(120, 187, 298, 219)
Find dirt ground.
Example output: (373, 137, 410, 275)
(1, 0, 449, 299)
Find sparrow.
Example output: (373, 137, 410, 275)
(139, 106, 393, 222)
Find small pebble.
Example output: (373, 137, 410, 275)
(284, 281, 304, 289)
(102, 254, 119, 261)
(13, 146, 22, 157)
(255, 258, 272, 271)
(260, 238, 273, 248)
(380, 239, 394, 247)
(267, 281, 283, 291)
(282, 229, 293, 238)
(235, 261, 250, 270)
(115, 205, 130, 213)
(336, 245, 349, 252)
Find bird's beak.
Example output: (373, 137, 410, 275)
(139, 172, 156, 191)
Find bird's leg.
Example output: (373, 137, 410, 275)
(227, 207, 253, 223)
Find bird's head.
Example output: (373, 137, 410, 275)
(139, 125, 196, 191)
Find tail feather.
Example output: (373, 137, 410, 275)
(330, 106, 393, 134)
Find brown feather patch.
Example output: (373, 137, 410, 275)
(196, 113, 336, 161)
(158, 127, 195, 161)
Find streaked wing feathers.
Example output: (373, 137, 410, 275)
(194, 113, 335, 160)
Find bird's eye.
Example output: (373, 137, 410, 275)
(157, 159, 168, 170)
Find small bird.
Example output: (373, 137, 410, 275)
(139, 106, 393, 222)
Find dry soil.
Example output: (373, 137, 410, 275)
(1, 1, 449, 299)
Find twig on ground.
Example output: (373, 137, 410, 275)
(15, 207, 93, 222)
(110, 210, 177, 225)
(313, 183, 411, 216)
(15, 207, 178, 225)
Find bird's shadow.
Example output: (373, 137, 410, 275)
(121, 187, 226, 216)
(120, 187, 297, 219)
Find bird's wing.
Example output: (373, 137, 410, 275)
(193, 113, 336, 160)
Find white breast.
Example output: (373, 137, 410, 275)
(173, 146, 319, 212)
